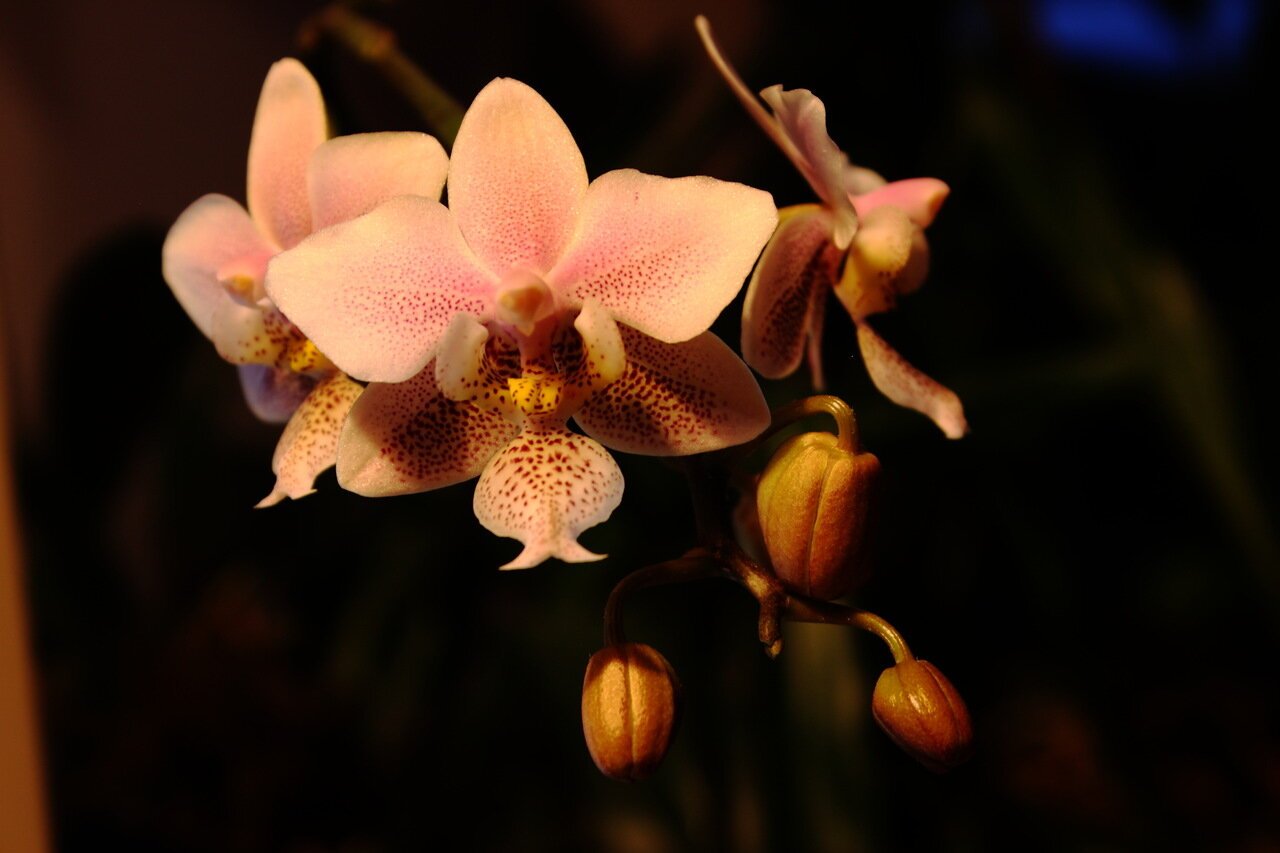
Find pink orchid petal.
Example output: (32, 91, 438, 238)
(337, 364, 519, 497)
(257, 372, 364, 507)
(740, 204, 842, 379)
(162, 194, 274, 338)
(575, 327, 769, 456)
(759, 86, 858, 249)
(843, 163, 887, 195)
(237, 364, 317, 424)
(853, 178, 950, 228)
(265, 196, 496, 384)
(551, 169, 776, 343)
(308, 132, 449, 232)
(448, 78, 587, 276)
(246, 58, 327, 250)
(856, 321, 967, 439)
(434, 314, 519, 417)
(211, 300, 302, 368)
(473, 426, 623, 569)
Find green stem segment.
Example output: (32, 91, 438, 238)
(300, 4, 465, 147)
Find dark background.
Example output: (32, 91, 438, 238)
(2, 0, 1277, 850)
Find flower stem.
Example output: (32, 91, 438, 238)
(300, 4, 465, 148)
(603, 551, 717, 646)
(766, 394, 860, 453)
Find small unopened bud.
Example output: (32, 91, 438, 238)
(581, 643, 680, 781)
(756, 432, 879, 600)
(872, 659, 973, 772)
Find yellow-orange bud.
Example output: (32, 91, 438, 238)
(756, 432, 879, 600)
(581, 643, 680, 781)
(872, 659, 973, 772)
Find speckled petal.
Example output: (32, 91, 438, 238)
(337, 364, 519, 497)
(257, 372, 364, 507)
(308, 132, 449, 231)
(741, 204, 841, 379)
(247, 58, 327, 250)
(474, 426, 623, 569)
(448, 78, 587, 277)
(551, 169, 776, 343)
(760, 86, 858, 249)
(435, 313, 519, 417)
(265, 195, 496, 383)
(211, 300, 303, 368)
(238, 364, 317, 424)
(853, 178, 949, 228)
(162, 194, 274, 338)
(575, 327, 769, 456)
(856, 321, 967, 439)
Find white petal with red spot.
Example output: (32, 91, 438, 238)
(741, 204, 841, 379)
(211, 300, 301, 368)
(308, 131, 449, 232)
(257, 372, 364, 507)
(265, 195, 496, 384)
(575, 328, 770, 456)
(448, 78, 587, 277)
(856, 321, 967, 439)
(246, 58, 327, 250)
(162, 194, 274, 338)
(551, 169, 777, 344)
(473, 426, 623, 569)
(337, 364, 519, 497)
(434, 313, 518, 416)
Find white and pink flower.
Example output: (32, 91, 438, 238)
(162, 59, 450, 505)
(266, 78, 777, 568)
(697, 17, 967, 438)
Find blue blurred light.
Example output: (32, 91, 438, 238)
(1033, 0, 1256, 76)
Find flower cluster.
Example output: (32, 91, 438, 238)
(165, 60, 777, 568)
(162, 16, 973, 779)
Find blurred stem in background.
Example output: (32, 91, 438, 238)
(961, 83, 1280, 612)
(0, 290, 50, 852)
(300, 2, 465, 148)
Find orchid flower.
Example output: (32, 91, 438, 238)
(696, 17, 967, 439)
(162, 59, 450, 505)
(266, 78, 777, 568)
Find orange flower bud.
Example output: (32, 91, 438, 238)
(872, 659, 973, 772)
(756, 432, 879, 600)
(581, 643, 681, 781)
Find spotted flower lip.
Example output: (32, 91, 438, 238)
(266, 77, 777, 568)
(161, 58, 450, 505)
(696, 16, 967, 439)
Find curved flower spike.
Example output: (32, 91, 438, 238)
(697, 17, 967, 438)
(268, 78, 777, 567)
(162, 58, 450, 503)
